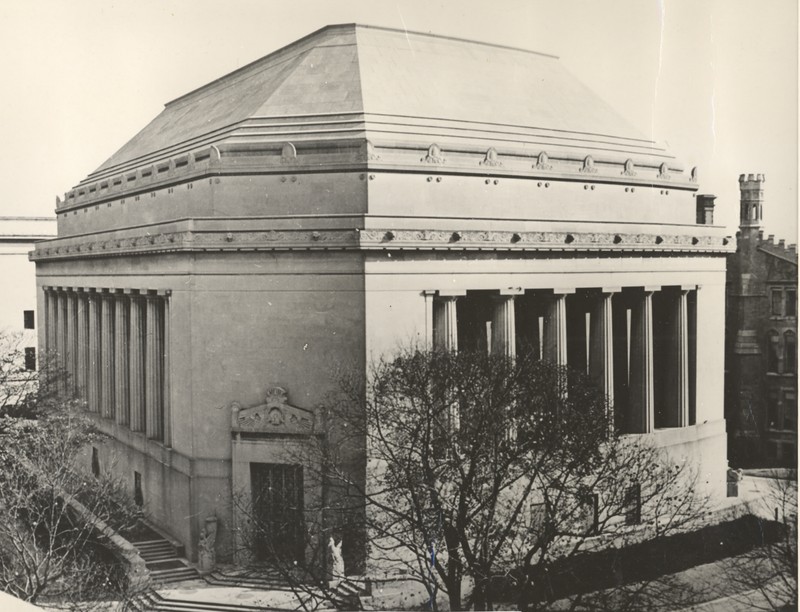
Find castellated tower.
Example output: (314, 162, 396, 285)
(739, 173, 765, 231)
(726, 172, 798, 466)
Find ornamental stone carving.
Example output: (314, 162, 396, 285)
(363, 140, 381, 161)
(621, 159, 637, 177)
(657, 162, 671, 180)
(580, 156, 598, 174)
(421, 143, 446, 164)
(31, 227, 730, 261)
(230, 386, 314, 435)
(280, 142, 297, 164)
(480, 148, 502, 167)
(690, 166, 699, 183)
(534, 151, 553, 171)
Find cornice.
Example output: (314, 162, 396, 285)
(31, 227, 733, 262)
(57, 138, 698, 215)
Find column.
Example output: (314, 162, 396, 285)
(76, 291, 89, 398)
(65, 291, 77, 392)
(56, 290, 66, 368)
(543, 290, 572, 366)
(675, 288, 691, 427)
(145, 294, 163, 440)
(129, 294, 146, 432)
(87, 292, 102, 413)
(44, 289, 55, 356)
(423, 290, 436, 349)
(491, 291, 520, 357)
(590, 289, 618, 412)
(114, 293, 130, 426)
(433, 295, 460, 351)
(688, 289, 698, 426)
(100, 293, 115, 418)
(628, 287, 657, 433)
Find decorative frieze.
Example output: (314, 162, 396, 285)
(31, 227, 733, 261)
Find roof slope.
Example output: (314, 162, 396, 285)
(354, 26, 644, 139)
(90, 24, 659, 179)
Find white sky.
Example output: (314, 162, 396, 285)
(1, 0, 796, 240)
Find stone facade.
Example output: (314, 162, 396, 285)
(0, 216, 56, 375)
(725, 174, 797, 467)
(33, 25, 732, 568)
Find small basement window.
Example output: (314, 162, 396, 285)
(24, 347, 36, 371)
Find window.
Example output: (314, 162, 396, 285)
(787, 290, 797, 317)
(768, 331, 781, 373)
(24, 347, 36, 371)
(785, 331, 796, 374)
(772, 290, 783, 316)
(625, 483, 641, 525)
(134, 471, 144, 507)
(23, 310, 34, 330)
(784, 391, 797, 432)
(91, 447, 100, 477)
(768, 390, 781, 429)
(578, 491, 600, 535)
(771, 287, 797, 318)
(530, 502, 548, 539)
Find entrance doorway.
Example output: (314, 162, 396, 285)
(250, 463, 304, 563)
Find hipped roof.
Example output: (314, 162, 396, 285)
(90, 24, 662, 179)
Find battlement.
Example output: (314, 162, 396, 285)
(756, 232, 799, 265)
(738, 173, 766, 185)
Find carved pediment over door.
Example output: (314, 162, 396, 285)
(230, 386, 315, 436)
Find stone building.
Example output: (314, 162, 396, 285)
(725, 174, 797, 467)
(0, 216, 56, 372)
(32, 24, 732, 567)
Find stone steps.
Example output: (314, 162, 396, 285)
(129, 590, 291, 612)
(130, 534, 200, 585)
(330, 579, 364, 611)
(204, 569, 292, 591)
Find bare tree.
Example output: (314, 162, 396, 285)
(239, 347, 708, 611)
(222, 345, 711, 611)
(719, 470, 797, 610)
(0, 335, 142, 608)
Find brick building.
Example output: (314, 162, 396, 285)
(725, 174, 797, 466)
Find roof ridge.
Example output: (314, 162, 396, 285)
(249, 47, 322, 119)
(351, 23, 559, 60)
(165, 24, 357, 109)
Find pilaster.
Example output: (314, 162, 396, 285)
(145, 294, 164, 440)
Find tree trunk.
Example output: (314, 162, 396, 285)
(444, 525, 463, 610)
(473, 578, 490, 611)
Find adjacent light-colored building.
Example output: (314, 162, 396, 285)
(0, 216, 56, 372)
(725, 174, 797, 467)
(32, 24, 733, 567)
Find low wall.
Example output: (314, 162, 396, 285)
(64, 494, 151, 593)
